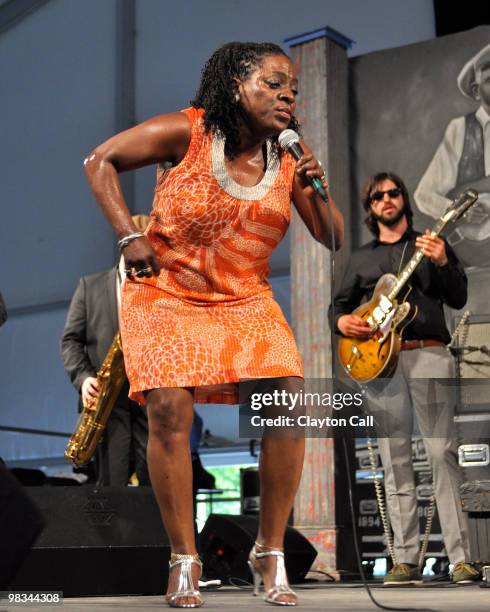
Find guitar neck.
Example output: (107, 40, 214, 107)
(387, 217, 447, 301)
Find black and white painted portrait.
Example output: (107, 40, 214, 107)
(414, 43, 490, 269)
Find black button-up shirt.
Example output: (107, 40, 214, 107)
(331, 228, 467, 344)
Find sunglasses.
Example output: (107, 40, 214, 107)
(370, 187, 402, 202)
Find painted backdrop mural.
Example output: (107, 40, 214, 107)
(350, 26, 490, 317)
(415, 43, 490, 269)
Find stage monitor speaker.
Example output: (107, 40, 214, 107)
(198, 513, 317, 584)
(0, 466, 44, 589)
(9, 486, 170, 597)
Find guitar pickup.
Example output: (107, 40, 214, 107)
(372, 306, 385, 324)
(378, 295, 393, 314)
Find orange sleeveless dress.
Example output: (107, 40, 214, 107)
(120, 107, 303, 405)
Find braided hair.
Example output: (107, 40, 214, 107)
(191, 42, 299, 158)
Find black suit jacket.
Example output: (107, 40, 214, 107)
(60, 269, 119, 392)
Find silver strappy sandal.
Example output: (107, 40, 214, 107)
(248, 542, 298, 606)
(166, 553, 203, 609)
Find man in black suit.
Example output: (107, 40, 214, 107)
(60, 215, 150, 486)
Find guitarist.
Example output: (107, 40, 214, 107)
(332, 172, 479, 585)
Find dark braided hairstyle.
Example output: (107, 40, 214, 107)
(191, 42, 299, 158)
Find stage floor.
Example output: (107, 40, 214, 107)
(5, 583, 489, 612)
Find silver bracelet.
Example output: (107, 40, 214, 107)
(117, 232, 145, 250)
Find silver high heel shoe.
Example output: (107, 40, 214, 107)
(166, 553, 203, 608)
(248, 542, 298, 606)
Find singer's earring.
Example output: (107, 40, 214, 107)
(234, 93, 240, 102)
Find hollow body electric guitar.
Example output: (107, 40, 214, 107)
(338, 190, 479, 384)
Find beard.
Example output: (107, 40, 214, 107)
(371, 204, 405, 228)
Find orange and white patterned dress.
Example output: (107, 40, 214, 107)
(120, 107, 303, 405)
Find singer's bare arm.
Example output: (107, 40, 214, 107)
(84, 112, 192, 274)
(292, 142, 344, 250)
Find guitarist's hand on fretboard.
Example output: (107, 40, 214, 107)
(338, 314, 372, 339)
(415, 230, 448, 267)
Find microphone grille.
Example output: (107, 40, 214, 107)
(278, 129, 299, 150)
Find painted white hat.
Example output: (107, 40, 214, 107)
(457, 43, 490, 98)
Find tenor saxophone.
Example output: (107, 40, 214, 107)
(65, 332, 127, 467)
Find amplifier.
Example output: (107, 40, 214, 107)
(451, 314, 490, 478)
(355, 438, 445, 561)
(461, 480, 490, 563)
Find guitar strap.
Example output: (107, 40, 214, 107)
(391, 240, 412, 302)
(394, 240, 410, 277)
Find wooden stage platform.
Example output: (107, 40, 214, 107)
(4, 582, 489, 612)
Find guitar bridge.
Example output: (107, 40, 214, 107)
(379, 294, 393, 313)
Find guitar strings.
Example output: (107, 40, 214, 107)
(396, 240, 409, 277)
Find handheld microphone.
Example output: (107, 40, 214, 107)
(278, 129, 328, 202)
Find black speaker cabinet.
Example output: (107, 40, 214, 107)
(198, 513, 317, 584)
(461, 480, 490, 563)
(9, 486, 170, 596)
(0, 466, 44, 589)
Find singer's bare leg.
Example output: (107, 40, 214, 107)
(254, 376, 306, 605)
(146, 387, 201, 607)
